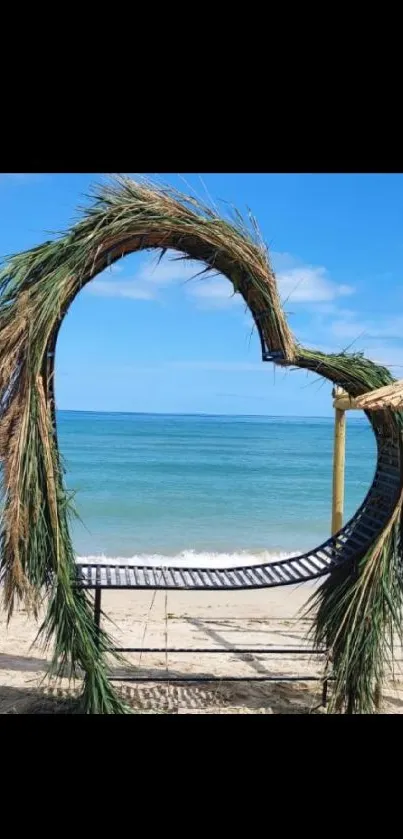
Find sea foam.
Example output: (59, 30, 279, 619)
(76, 549, 300, 568)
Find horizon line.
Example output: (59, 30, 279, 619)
(56, 408, 366, 420)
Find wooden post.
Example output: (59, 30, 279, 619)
(331, 389, 346, 536)
(324, 390, 347, 709)
(330, 387, 383, 711)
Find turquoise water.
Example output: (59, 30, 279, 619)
(58, 411, 377, 566)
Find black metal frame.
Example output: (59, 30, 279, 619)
(92, 590, 330, 706)
(75, 387, 401, 713)
(77, 435, 402, 594)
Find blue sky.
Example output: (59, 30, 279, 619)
(1, 172, 402, 416)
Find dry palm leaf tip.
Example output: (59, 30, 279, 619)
(0, 175, 402, 713)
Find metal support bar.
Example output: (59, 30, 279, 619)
(109, 675, 335, 684)
(262, 350, 285, 362)
(108, 646, 332, 705)
(94, 588, 102, 648)
(112, 646, 325, 654)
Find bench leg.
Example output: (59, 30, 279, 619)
(322, 677, 328, 707)
(94, 588, 102, 649)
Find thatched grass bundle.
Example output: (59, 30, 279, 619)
(354, 379, 403, 411)
(0, 175, 402, 713)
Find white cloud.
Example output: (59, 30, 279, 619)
(277, 265, 354, 303)
(306, 302, 348, 316)
(134, 249, 350, 312)
(187, 277, 241, 309)
(270, 252, 354, 304)
(365, 317, 403, 340)
(297, 309, 403, 372)
(271, 252, 298, 272)
(367, 347, 403, 369)
(88, 251, 205, 301)
(329, 317, 366, 340)
(88, 250, 239, 308)
(136, 251, 240, 309)
(87, 248, 354, 313)
(88, 261, 153, 299)
(137, 254, 200, 285)
(87, 279, 156, 300)
(329, 314, 403, 343)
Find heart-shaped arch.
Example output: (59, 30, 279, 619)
(0, 176, 402, 714)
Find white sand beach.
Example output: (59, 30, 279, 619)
(1, 584, 403, 714)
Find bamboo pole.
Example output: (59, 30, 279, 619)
(333, 393, 360, 411)
(330, 388, 382, 711)
(331, 389, 346, 536)
(324, 390, 348, 708)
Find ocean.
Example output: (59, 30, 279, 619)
(58, 411, 377, 568)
